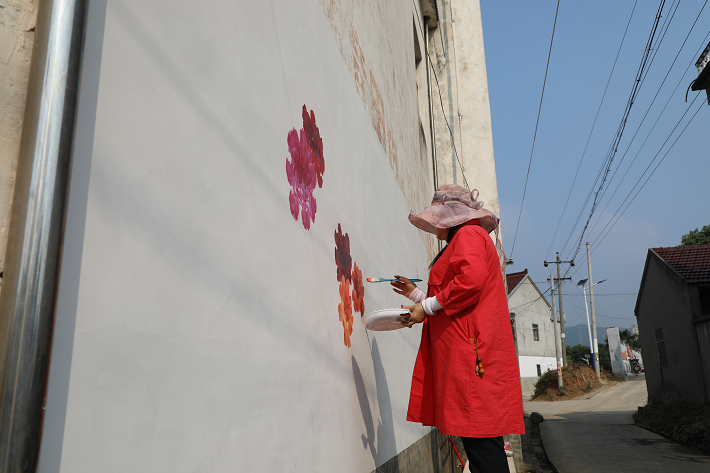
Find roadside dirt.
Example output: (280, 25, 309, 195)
(532, 363, 620, 401)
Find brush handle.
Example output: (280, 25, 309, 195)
(367, 278, 422, 283)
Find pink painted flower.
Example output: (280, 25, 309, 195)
(302, 105, 324, 188)
(286, 128, 317, 230)
(334, 223, 352, 283)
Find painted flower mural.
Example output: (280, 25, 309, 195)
(286, 128, 317, 230)
(334, 223, 364, 347)
(286, 105, 324, 231)
(334, 223, 352, 283)
(302, 105, 324, 188)
(352, 262, 364, 316)
(338, 277, 354, 348)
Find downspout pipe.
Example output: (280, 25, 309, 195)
(0, 0, 87, 470)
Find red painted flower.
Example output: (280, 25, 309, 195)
(302, 105, 324, 188)
(334, 223, 352, 283)
(352, 262, 364, 316)
(339, 277, 354, 348)
(286, 128, 317, 230)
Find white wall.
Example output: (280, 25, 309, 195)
(508, 277, 558, 396)
(36, 1, 445, 471)
(518, 355, 556, 378)
(509, 278, 557, 358)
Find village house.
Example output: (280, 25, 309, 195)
(635, 245, 710, 403)
(507, 270, 559, 397)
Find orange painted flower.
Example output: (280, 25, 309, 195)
(338, 277, 354, 348)
(352, 262, 365, 316)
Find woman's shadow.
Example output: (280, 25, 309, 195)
(351, 338, 399, 469)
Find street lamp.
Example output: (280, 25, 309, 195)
(576, 278, 607, 370)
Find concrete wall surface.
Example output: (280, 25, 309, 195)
(636, 253, 708, 403)
(0, 0, 37, 289)
(430, 0, 498, 215)
(31, 0, 500, 472)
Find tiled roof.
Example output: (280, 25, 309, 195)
(506, 269, 528, 295)
(652, 245, 710, 284)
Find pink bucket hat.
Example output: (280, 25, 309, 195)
(409, 184, 506, 271)
(408, 184, 498, 234)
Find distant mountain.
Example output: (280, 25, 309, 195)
(563, 324, 632, 348)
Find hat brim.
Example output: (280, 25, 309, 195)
(409, 205, 497, 234)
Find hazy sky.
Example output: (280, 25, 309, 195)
(481, 1, 710, 331)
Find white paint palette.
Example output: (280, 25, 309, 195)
(361, 308, 411, 331)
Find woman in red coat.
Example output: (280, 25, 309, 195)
(392, 184, 524, 473)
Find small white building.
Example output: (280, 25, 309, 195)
(507, 270, 560, 397)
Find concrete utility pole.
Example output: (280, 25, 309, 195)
(549, 273, 563, 389)
(587, 242, 601, 378)
(544, 253, 574, 366)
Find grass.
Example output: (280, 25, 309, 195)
(634, 401, 710, 454)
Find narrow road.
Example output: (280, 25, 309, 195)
(523, 375, 710, 473)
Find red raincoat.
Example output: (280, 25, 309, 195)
(407, 220, 524, 437)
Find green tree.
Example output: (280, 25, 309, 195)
(566, 344, 592, 366)
(619, 328, 641, 351)
(681, 225, 710, 246)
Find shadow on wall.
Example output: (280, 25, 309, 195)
(352, 338, 398, 469)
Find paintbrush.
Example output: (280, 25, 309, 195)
(366, 277, 422, 283)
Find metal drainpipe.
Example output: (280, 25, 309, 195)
(426, 25, 438, 191)
(0, 0, 87, 470)
(426, 23, 443, 254)
(449, 0, 466, 175)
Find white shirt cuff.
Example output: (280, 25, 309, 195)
(422, 296, 443, 315)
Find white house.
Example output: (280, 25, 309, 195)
(507, 270, 560, 397)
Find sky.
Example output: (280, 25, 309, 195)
(480, 1, 710, 332)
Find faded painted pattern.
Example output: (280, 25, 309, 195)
(319, 0, 438, 263)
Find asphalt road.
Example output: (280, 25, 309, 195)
(523, 375, 710, 473)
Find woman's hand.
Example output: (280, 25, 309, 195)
(398, 303, 427, 328)
(391, 275, 416, 298)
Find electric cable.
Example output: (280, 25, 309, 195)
(555, 1, 667, 262)
(579, 5, 709, 244)
(544, 0, 638, 259)
(509, 0, 561, 258)
(412, 0, 470, 189)
(589, 97, 704, 252)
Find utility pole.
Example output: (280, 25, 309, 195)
(549, 274, 563, 389)
(544, 253, 574, 366)
(587, 242, 600, 378)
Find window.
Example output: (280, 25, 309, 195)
(655, 327, 668, 368)
(509, 313, 516, 339)
(537, 364, 542, 377)
(533, 324, 539, 341)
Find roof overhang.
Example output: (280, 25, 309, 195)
(691, 41, 710, 104)
(507, 273, 551, 310)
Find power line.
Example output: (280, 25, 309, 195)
(562, 20, 710, 276)
(577, 2, 709, 245)
(589, 97, 705, 252)
(545, 0, 638, 259)
(561, 0, 667, 264)
(509, 0, 561, 258)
